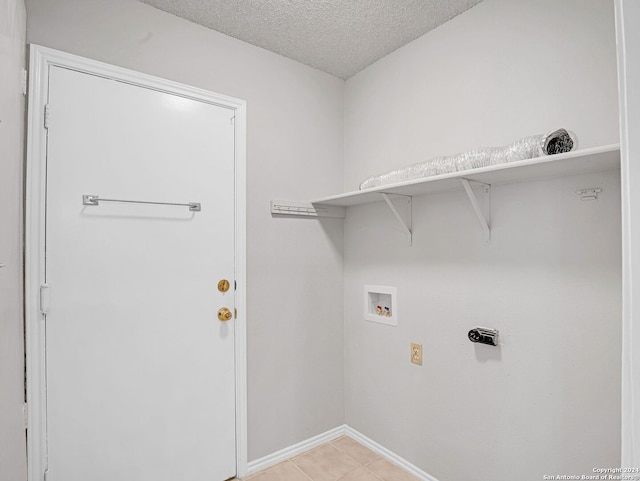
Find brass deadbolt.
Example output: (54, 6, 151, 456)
(218, 279, 230, 293)
(218, 307, 232, 322)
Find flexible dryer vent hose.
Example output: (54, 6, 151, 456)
(359, 128, 577, 190)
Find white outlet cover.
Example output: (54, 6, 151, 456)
(364, 285, 397, 326)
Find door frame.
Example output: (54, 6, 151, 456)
(24, 44, 248, 480)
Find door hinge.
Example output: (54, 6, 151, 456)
(44, 469, 49, 481)
(22, 69, 28, 96)
(23, 402, 28, 429)
(44, 104, 51, 129)
(40, 284, 50, 315)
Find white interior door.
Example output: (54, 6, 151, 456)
(44, 65, 237, 481)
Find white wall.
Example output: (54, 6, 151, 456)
(344, 0, 620, 191)
(343, 0, 621, 480)
(24, 0, 345, 463)
(18, 0, 629, 478)
(616, 0, 640, 468)
(0, 0, 27, 479)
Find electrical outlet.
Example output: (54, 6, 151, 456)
(410, 343, 422, 365)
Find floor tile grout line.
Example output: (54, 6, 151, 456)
(332, 464, 386, 481)
(289, 439, 337, 462)
(362, 463, 387, 481)
(333, 445, 368, 468)
(291, 442, 362, 480)
(329, 438, 387, 481)
(334, 439, 419, 481)
(287, 459, 315, 481)
(329, 438, 382, 468)
(302, 439, 365, 468)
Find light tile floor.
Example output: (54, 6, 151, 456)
(240, 436, 419, 481)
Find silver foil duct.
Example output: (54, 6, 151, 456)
(358, 128, 578, 190)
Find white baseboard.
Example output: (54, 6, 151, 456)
(246, 425, 347, 474)
(246, 424, 440, 481)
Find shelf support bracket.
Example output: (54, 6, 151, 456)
(460, 179, 491, 243)
(381, 193, 412, 246)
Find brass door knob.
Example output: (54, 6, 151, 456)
(218, 307, 232, 322)
(218, 279, 230, 293)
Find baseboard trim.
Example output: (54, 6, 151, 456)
(246, 425, 347, 474)
(246, 425, 440, 481)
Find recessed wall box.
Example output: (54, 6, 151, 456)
(364, 285, 397, 326)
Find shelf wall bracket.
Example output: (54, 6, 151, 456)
(460, 179, 491, 243)
(380, 193, 412, 246)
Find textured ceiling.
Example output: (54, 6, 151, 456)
(137, 0, 483, 79)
